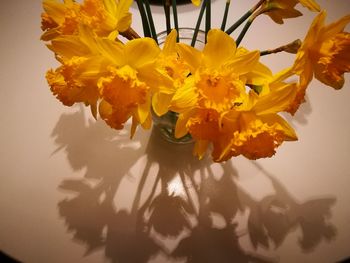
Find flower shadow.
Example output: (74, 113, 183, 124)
(245, 162, 337, 252)
(52, 108, 336, 263)
(169, 162, 276, 263)
(51, 106, 147, 180)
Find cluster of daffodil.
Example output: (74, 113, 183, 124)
(41, 0, 350, 162)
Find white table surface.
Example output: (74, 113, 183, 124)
(1, 1, 350, 262)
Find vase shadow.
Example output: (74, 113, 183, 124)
(52, 107, 336, 263)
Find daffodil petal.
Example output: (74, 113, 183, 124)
(124, 38, 160, 69)
(138, 100, 150, 125)
(203, 29, 236, 69)
(226, 50, 260, 75)
(98, 99, 113, 121)
(96, 37, 124, 65)
(79, 56, 109, 80)
(115, 0, 133, 32)
(103, 0, 117, 15)
(175, 112, 190, 138)
(140, 111, 152, 130)
(130, 116, 138, 138)
(299, 0, 321, 12)
(152, 92, 173, 116)
(193, 140, 209, 159)
(170, 77, 198, 113)
(271, 67, 294, 83)
(49, 36, 89, 58)
(254, 83, 297, 115)
(90, 103, 98, 120)
(191, 0, 201, 7)
(314, 61, 346, 90)
(176, 43, 202, 73)
(303, 11, 326, 44)
(41, 29, 60, 41)
(260, 114, 298, 141)
(79, 24, 100, 53)
(243, 62, 273, 86)
(117, 13, 132, 32)
(320, 14, 350, 42)
(163, 29, 177, 56)
(43, 0, 66, 25)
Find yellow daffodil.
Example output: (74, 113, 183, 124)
(191, 0, 201, 7)
(96, 37, 161, 136)
(152, 29, 191, 116)
(174, 79, 298, 161)
(81, 0, 133, 39)
(294, 11, 350, 89)
(215, 83, 298, 161)
(288, 11, 350, 113)
(47, 24, 101, 59)
(98, 65, 151, 130)
(235, 47, 276, 95)
(263, 0, 320, 24)
(172, 29, 260, 113)
(46, 56, 107, 111)
(45, 26, 113, 117)
(40, 0, 348, 163)
(41, 0, 81, 41)
(171, 29, 267, 159)
(46, 23, 162, 135)
(41, 0, 133, 41)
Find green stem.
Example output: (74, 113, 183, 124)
(225, 9, 252, 35)
(235, 16, 254, 47)
(225, 0, 266, 35)
(136, 0, 151, 37)
(220, 0, 231, 31)
(163, 0, 171, 34)
(236, 5, 269, 47)
(205, 0, 211, 42)
(191, 0, 207, 47)
(172, 0, 179, 42)
(143, 0, 158, 43)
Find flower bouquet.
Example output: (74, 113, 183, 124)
(41, 0, 350, 162)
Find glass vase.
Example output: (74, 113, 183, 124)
(152, 28, 205, 144)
